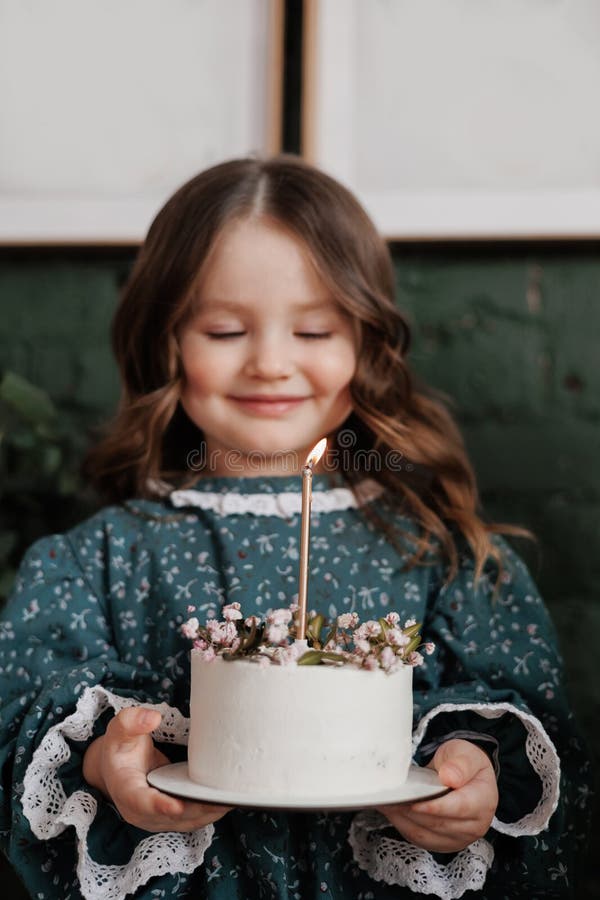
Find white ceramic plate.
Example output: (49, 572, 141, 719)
(147, 763, 450, 811)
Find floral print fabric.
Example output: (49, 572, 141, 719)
(0, 475, 592, 898)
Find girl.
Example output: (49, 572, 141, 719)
(0, 156, 591, 899)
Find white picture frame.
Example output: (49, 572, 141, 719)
(303, 0, 600, 240)
(0, 0, 284, 245)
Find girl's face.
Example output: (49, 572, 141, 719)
(178, 217, 357, 476)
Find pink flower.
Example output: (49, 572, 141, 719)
(385, 612, 400, 626)
(181, 617, 199, 639)
(364, 620, 382, 637)
(199, 646, 216, 662)
(207, 620, 238, 645)
(187, 605, 196, 613)
(223, 621, 238, 643)
(206, 619, 222, 642)
(337, 612, 359, 629)
(407, 650, 424, 666)
(404, 617, 417, 628)
(388, 628, 409, 648)
(353, 623, 369, 641)
(380, 646, 397, 671)
(222, 602, 243, 622)
(266, 623, 289, 645)
(276, 643, 301, 666)
(245, 615, 261, 628)
(193, 637, 208, 650)
(424, 642, 435, 655)
(354, 638, 371, 655)
(267, 608, 293, 626)
(324, 640, 342, 652)
(362, 655, 378, 671)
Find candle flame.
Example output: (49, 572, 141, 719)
(304, 438, 327, 469)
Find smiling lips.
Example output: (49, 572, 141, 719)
(230, 394, 309, 416)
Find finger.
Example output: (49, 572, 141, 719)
(410, 782, 484, 820)
(139, 792, 233, 832)
(118, 767, 187, 821)
(169, 800, 234, 828)
(106, 707, 162, 750)
(375, 807, 480, 853)
(431, 740, 490, 789)
(118, 767, 233, 824)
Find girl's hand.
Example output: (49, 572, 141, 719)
(83, 707, 232, 833)
(375, 738, 498, 853)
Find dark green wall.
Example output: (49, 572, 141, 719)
(0, 243, 598, 896)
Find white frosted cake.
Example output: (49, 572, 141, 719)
(188, 651, 413, 799)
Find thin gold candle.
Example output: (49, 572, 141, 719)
(297, 438, 327, 641)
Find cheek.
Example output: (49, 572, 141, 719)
(180, 343, 229, 397)
(181, 364, 211, 399)
(312, 346, 356, 395)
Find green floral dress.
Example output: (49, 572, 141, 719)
(0, 475, 592, 899)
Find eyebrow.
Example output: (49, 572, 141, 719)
(197, 298, 338, 314)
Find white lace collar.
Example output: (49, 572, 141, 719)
(165, 478, 384, 518)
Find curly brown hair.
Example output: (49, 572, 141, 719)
(84, 154, 528, 580)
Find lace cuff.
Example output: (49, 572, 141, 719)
(348, 811, 494, 899)
(21, 685, 213, 900)
(348, 702, 560, 898)
(412, 701, 560, 836)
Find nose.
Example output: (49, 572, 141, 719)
(243, 331, 294, 380)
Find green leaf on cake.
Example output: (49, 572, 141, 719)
(297, 649, 347, 666)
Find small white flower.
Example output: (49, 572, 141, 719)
(388, 628, 409, 647)
(380, 646, 396, 671)
(337, 612, 359, 629)
(222, 602, 242, 622)
(266, 623, 289, 645)
(276, 643, 301, 665)
(181, 617, 199, 639)
(267, 607, 293, 626)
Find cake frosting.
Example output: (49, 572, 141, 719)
(188, 651, 413, 799)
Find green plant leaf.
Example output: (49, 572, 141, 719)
(297, 649, 347, 666)
(403, 635, 422, 656)
(378, 617, 390, 636)
(42, 444, 62, 475)
(306, 613, 326, 644)
(0, 372, 57, 425)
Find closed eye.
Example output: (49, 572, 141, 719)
(295, 332, 332, 340)
(205, 332, 246, 339)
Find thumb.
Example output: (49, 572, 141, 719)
(109, 706, 162, 748)
(431, 739, 478, 789)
